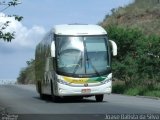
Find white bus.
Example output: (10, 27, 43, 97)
(35, 24, 117, 102)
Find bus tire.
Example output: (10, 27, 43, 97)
(38, 81, 45, 99)
(50, 80, 59, 102)
(95, 94, 104, 102)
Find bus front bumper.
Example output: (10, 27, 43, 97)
(56, 82, 112, 96)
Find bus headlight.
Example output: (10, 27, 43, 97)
(58, 79, 68, 85)
(101, 78, 111, 84)
(101, 73, 112, 84)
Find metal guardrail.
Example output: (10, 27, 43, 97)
(0, 107, 6, 114)
(0, 79, 16, 85)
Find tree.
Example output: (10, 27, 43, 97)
(17, 59, 35, 84)
(0, 0, 23, 42)
(105, 25, 160, 87)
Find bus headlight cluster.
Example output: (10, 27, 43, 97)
(58, 79, 68, 85)
(101, 78, 111, 84)
(100, 73, 112, 84)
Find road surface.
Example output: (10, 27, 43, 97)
(0, 85, 160, 120)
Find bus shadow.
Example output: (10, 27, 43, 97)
(33, 95, 107, 103)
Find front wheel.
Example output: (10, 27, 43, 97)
(95, 94, 104, 102)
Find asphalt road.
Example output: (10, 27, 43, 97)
(0, 84, 160, 120)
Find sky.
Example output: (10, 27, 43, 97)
(0, 0, 133, 81)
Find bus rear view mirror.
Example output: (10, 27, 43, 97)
(51, 41, 55, 57)
(109, 40, 117, 56)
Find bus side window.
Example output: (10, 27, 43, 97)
(49, 57, 54, 71)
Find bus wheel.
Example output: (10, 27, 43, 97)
(50, 80, 59, 102)
(38, 81, 45, 99)
(95, 94, 104, 102)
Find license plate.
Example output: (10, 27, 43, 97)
(81, 89, 91, 93)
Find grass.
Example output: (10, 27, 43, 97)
(112, 82, 160, 98)
(112, 83, 126, 94)
(124, 86, 148, 96)
(144, 91, 160, 98)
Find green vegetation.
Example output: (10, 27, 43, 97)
(113, 83, 160, 98)
(102, 0, 160, 97)
(0, 0, 23, 42)
(17, 59, 35, 84)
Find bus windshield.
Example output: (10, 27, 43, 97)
(56, 35, 110, 77)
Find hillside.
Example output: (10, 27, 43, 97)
(101, 0, 160, 36)
(100, 0, 160, 97)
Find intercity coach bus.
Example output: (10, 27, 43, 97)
(35, 24, 117, 102)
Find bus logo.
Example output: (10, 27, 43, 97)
(84, 83, 88, 87)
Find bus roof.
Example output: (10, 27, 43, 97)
(53, 24, 107, 35)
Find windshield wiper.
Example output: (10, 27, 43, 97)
(86, 57, 101, 77)
(84, 42, 101, 77)
(72, 52, 82, 75)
